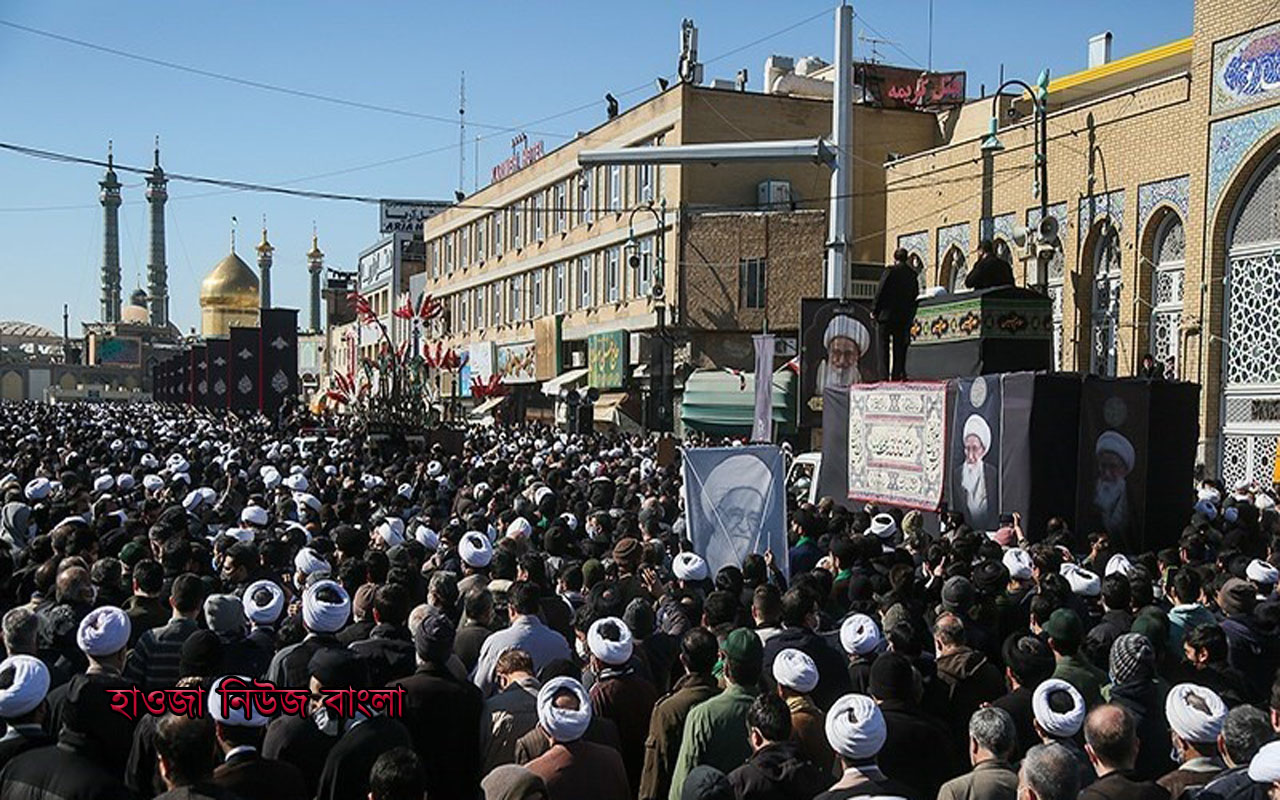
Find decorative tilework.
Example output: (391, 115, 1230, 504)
(897, 230, 929, 261)
(1026, 202, 1068, 231)
(1137, 176, 1190, 232)
(936, 222, 970, 265)
(1077, 189, 1126, 247)
(980, 213, 1017, 245)
(1208, 104, 1280, 216)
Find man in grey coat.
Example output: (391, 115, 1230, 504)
(939, 706, 1021, 800)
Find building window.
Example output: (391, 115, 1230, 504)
(555, 182, 567, 234)
(494, 212, 504, 256)
(491, 283, 502, 327)
(508, 277, 522, 324)
(609, 165, 621, 212)
(458, 291, 468, 329)
(1150, 214, 1185, 377)
(638, 153, 653, 204)
(636, 237, 654, 297)
(606, 247, 621, 302)
(740, 257, 766, 309)
(1091, 225, 1122, 377)
(531, 269, 545, 318)
(444, 235, 454, 274)
(475, 219, 486, 262)
(579, 170, 593, 225)
(578, 255, 593, 309)
(533, 193, 545, 242)
(428, 241, 439, 279)
(460, 227, 469, 268)
(554, 261, 566, 313)
(474, 286, 485, 327)
(512, 203, 523, 251)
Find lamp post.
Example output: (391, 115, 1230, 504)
(625, 198, 673, 432)
(982, 70, 1051, 290)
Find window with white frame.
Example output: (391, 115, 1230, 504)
(491, 283, 502, 326)
(578, 170, 593, 225)
(578, 254, 593, 309)
(740, 257, 767, 309)
(509, 277, 522, 324)
(458, 290, 468, 329)
(555, 182, 567, 234)
(494, 212, 504, 256)
(460, 227, 469, 268)
(444, 235, 454, 274)
(532, 269, 545, 318)
(533, 193, 544, 242)
(512, 203, 523, 250)
(609, 165, 621, 212)
(475, 219, 486, 261)
(606, 247, 621, 302)
(636, 237, 654, 297)
(554, 261, 566, 313)
(474, 286, 485, 327)
(638, 150, 653, 204)
(428, 241, 439, 279)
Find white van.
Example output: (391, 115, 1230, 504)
(786, 452, 822, 504)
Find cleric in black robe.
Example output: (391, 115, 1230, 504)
(0, 655, 54, 769)
(966, 239, 1015, 290)
(207, 675, 307, 800)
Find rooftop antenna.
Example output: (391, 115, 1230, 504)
(458, 72, 466, 199)
(857, 32, 896, 65)
(678, 19, 703, 84)
(474, 134, 480, 193)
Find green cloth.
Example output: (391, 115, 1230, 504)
(835, 569, 852, 583)
(667, 684, 758, 800)
(1053, 654, 1109, 709)
(721, 627, 763, 665)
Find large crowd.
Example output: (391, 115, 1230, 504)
(0, 403, 1279, 800)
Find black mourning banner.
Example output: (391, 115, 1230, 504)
(259, 308, 299, 416)
(1076, 377, 1150, 554)
(174, 349, 188, 406)
(190, 344, 209, 408)
(647, 333, 675, 433)
(799, 298, 882, 428)
(206, 338, 230, 410)
(948, 376, 1004, 532)
(230, 327, 260, 411)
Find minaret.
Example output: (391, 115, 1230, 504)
(145, 137, 169, 328)
(255, 218, 273, 309)
(99, 142, 122, 323)
(307, 229, 324, 332)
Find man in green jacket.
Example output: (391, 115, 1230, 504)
(667, 627, 763, 800)
(1044, 609, 1108, 709)
(638, 628, 720, 800)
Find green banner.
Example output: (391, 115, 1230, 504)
(588, 331, 628, 389)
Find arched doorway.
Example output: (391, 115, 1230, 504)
(942, 246, 968, 293)
(1222, 151, 1280, 484)
(1148, 213, 1185, 378)
(1090, 222, 1122, 377)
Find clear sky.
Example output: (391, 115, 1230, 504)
(0, 1, 1192, 335)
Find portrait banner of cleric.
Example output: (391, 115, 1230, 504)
(1087, 429, 1137, 546)
(681, 444, 789, 578)
(799, 298, 881, 425)
(952, 413, 1000, 532)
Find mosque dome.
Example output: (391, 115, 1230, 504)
(121, 288, 150, 324)
(200, 252, 260, 311)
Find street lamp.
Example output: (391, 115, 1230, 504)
(625, 198, 674, 432)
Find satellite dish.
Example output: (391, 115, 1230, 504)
(1011, 225, 1029, 248)
(1037, 215, 1059, 242)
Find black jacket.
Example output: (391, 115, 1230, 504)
(1108, 681, 1175, 781)
(877, 698, 960, 799)
(874, 263, 920, 325)
(762, 627, 851, 711)
(991, 685, 1037, 761)
(965, 255, 1015, 290)
(213, 747, 309, 800)
(0, 741, 132, 800)
(262, 714, 336, 797)
(1195, 765, 1267, 800)
(0, 728, 54, 771)
(315, 716, 413, 800)
(350, 623, 417, 685)
(1079, 771, 1171, 800)
(398, 662, 485, 800)
(727, 740, 831, 800)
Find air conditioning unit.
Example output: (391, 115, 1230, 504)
(758, 180, 792, 209)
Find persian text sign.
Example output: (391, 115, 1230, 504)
(847, 382, 947, 510)
(492, 139, 546, 183)
(379, 200, 449, 235)
(1214, 23, 1280, 113)
(588, 330, 627, 389)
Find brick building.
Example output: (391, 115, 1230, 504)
(883, 0, 1280, 481)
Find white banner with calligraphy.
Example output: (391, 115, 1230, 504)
(847, 382, 947, 510)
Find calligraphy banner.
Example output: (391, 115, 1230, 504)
(588, 330, 627, 389)
(682, 445, 789, 579)
(1213, 21, 1280, 114)
(847, 382, 947, 510)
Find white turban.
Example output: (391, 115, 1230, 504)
(208, 675, 270, 727)
(824, 314, 871, 353)
(825, 693, 887, 761)
(294, 493, 321, 514)
(377, 518, 406, 547)
(1105, 554, 1134, 577)
(460, 532, 493, 568)
(284, 473, 309, 492)
(170, 472, 190, 486)
(1249, 740, 1280, 782)
(537, 677, 592, 743)
(93, 474, 115, 494)
(673, 552, 709, 582)
(840, 614, 882, 656)
(24, 478, 50, 501)
(869, 514, 897, 540)
(1096, 430, 1135, 472)
(413, 524, 439, 551)
(182, 490, 205, 512)
(241, 506, 269, 527)
(294, 547, 330, 576)
(77, 606, 131, 657)
(534, 485, 553, 506)
(1165, 683, 1226, 744)
(116, 474, 136, 491)
(261, 468, 282, 490)
(427, 461, 443, 478)
(0, 655, 50, 718)
(142, 474, 164, 492)
(198, 487, 217, 506)
(302, 580, 350, 633)
(772, 648, 819, 693)
(587, 617, 634, 666)
(962, 415, 991, 453)
(1003, 548, 1033, 581)
(1060, 563, 1100, 597)
(1257, 493, 1277, 511)
(506, 518, 533, 540)
(1032, 678, 1085, 738)
(222, 527, 255, 544)
(243, 580, 285, 625)
(168, 455, 190, 474)
(396, 483, 414, 501)
(559, 513, 578, 531)
(1247, 559, 1280, 586)
(140, 453, 159, 469)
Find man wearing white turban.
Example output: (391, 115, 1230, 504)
(526, 677, 630, 800)
(769, 647, 834, 770)
(953, 413, 998, 532)
(1090, 430, 1136, 546)
(823, 692, 915, 799)
(1160, 684, 1227, 799)
(585, 617, 658, 792)
(816, 313, 872, 391)
(207, 675, 309, 800)
(266, 580, 350, 688)
(695, 452, 778, 577)
(0, 654, 53, 763)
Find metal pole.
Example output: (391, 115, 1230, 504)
(826, 3, 854, 300)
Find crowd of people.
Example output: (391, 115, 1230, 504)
(0, 402, 1279, 800)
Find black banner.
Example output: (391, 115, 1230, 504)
(259, 308, 299, 416)
(948, 375, 1004, 531)
(647, 333, 675, 433)
(1076, 378, 1150, 554)
(230, 327, 260, 411)
(799, 298, 882, 428)
(206, 338, 230, 410)
(190, 344, 209, 408)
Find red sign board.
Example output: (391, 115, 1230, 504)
(856, 63, 966, 108)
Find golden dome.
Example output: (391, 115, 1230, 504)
(200, 251, 260, 310)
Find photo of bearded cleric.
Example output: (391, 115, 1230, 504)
(951, 413, 1000, 531)
(1087, 429, 1135, 544)
(800, 299, 882, 426)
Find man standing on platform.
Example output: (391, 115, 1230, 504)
(874, 248, 920, 381)
(967, 240, 1016, 290)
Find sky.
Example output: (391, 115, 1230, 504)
(0, 1, 1192, 335)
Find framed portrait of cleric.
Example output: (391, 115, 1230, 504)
(948, 376, 1003, 532)
(1075, 378, 1149, 554)
(799, 298, 883, 427)
(681, 445, 790, 579)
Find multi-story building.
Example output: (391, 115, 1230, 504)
(419, 82, 937, 429)
(882, 0, 1280, 481)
